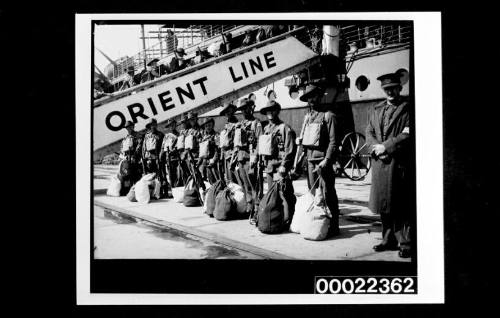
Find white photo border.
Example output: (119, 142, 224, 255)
(76, 12, 443, 304)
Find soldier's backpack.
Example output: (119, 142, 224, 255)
(219, 129, 231, 148)
(214, 187, 236, 221)
(164, 134, 177, 151)
(258, 123, 286, 156)
(204, 179, 226, 217)
(122, 136, 134, 152)
(145, 135, 158, 151)
(256, 177, 296, 234)
(302, 112, 332, 148)
(234, 120, 258, 147)
(176, 134, 185, 149)
(233, 127, 246, 147)
(199, 140, 210, 158)
(183, 176, 201, 207)
(185, 134, 198, 150)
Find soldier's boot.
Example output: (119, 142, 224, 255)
(328, 218, 340, 237)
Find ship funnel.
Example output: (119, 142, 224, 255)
(322, 25, 340, 56)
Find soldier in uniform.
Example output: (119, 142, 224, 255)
(176, 114, 191, 185)
(366, 72, 413, 258)
(234, 97, 263, 214)
(259, 100, 297, 189)
(218, 102, 239, 183)
(119, 66, 137, 91)
(141, 58, 161, 83)
(141, 118, 165, 182)
(297, 84, 341, 236)
(118, 121, 143, 195)
(198, 118, 220, 184)
(185, 111, 203, 163)
(160, 118, 179, 193)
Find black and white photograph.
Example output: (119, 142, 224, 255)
(76, 13, 443, 304)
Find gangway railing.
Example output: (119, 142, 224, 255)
(93, 26, 321, 152)
(94, 26, 312, 107)
(104, 25, 253, 85)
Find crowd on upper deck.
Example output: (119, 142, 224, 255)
(93, 25, 319, 101)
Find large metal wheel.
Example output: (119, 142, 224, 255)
(338, 132, 371, 181)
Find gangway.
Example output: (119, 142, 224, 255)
(93, 27, 321, 157)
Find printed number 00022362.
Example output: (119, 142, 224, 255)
(314, 277, 417, 294)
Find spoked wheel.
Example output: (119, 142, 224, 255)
(338, 132, 371, 181)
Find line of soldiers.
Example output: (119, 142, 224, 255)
(117, 72, 413, 258)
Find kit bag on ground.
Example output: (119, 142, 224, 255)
(204, 179, 226, 217)
(106, 175, 122, 197)
(301, 190, 332, 241)
(135, 179, 151, 203)
(227, 182, 246, 214)
(256, 177, 296, 234)
(172, 186, 184, 203)
(214, 187, 237, 220)
(290, 176, 320, 233)
(290, 192, 314, 233)
(183, 176, 201, 207)
(126, 185, 137, 202)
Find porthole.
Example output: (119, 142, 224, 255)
(355, 75, 370, 91)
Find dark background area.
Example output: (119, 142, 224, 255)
(1, 0, 493, 316)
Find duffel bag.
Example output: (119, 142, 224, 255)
(205, 179, 226, 217)
(126, 185, 137, 202)
(301, 190, 332, 241)
(135, 179, 151, 204)
(257, 177, 296, 234)
(106, 175, 121, 197)
(227, 182, 246, 214)
(183, 176, 201, 207)
(290, 177, 319, 233)
(172, 186, 184, 203)
(214, 188, 236, 220)
(290, 192, 314, 234)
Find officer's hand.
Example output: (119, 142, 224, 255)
(373, 144, 386, 156)
(278, 166, 287, 175)
(209, 158, 215, 166)
(296, 137, 302, 146)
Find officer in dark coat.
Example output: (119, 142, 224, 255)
(298, 84, 341, 236)
(366, 72, 413, 258)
